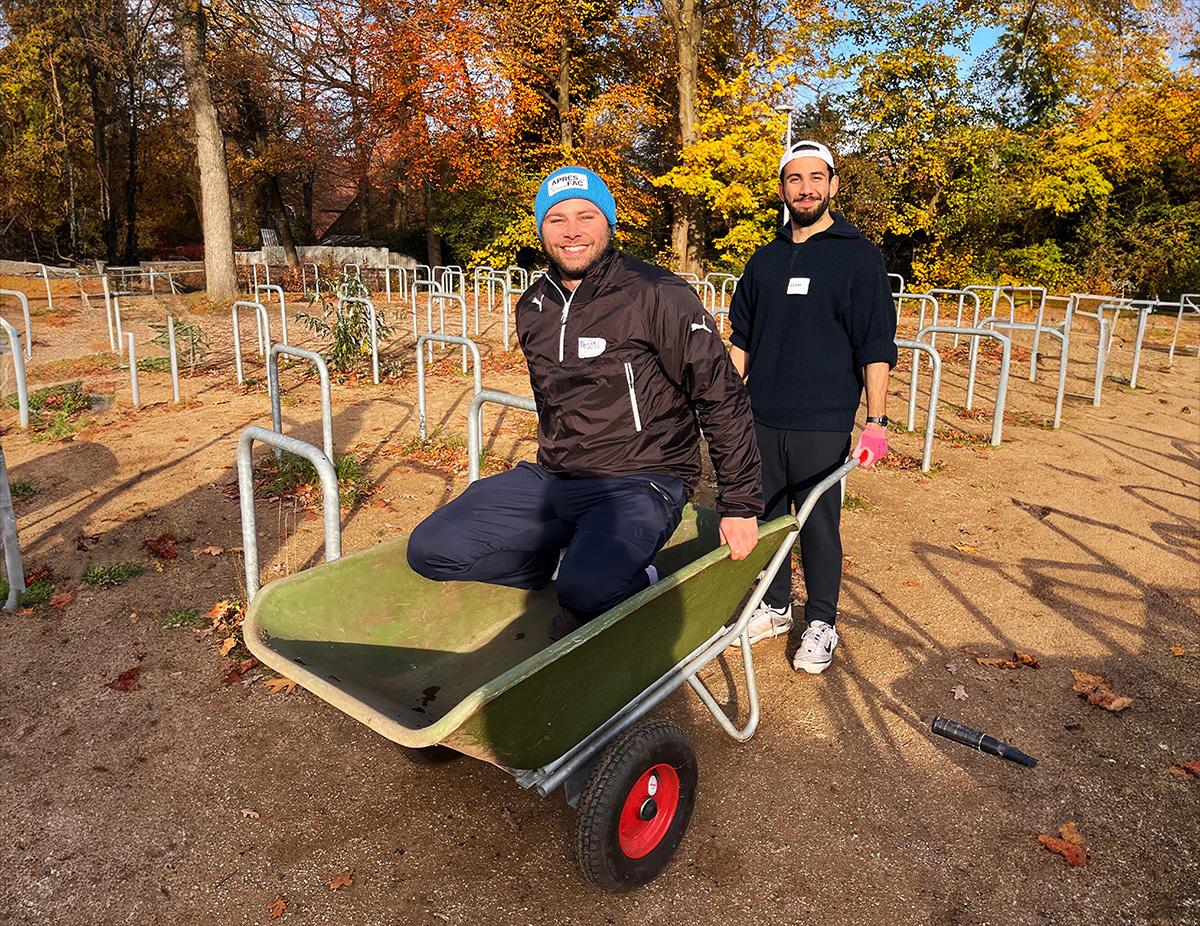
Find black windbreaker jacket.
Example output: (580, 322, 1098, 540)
(515, 248, 762, 518)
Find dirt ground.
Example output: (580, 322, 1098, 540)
(1, 278, 1198, 926)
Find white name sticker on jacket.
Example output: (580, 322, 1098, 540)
(787, 277, 811, 295)
(578, 337, 607, 358)
(548, 172, 589, 197)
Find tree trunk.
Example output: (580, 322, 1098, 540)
(49, 56, 79, 253)
(122, 83, 139, 264)
(424, 180, 442, 267)
(266, 174, 299, 265)
(175, 0, 238, 300)
(557, 39, 572, 152)
(665, 0, 704, 274)
(83, 61, 119, 263)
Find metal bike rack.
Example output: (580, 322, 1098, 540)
(268, 345, 334, 463)
(342, 263, 361, 284)
(467, 390, 537, 483)
(416, 334, 482, 439)
(473, 265, 495, 325)
(411, 265, 435, 311)
(255, 283, 289, 346)
(237, 426, 341, 602)
(335, 295, 380, 384)
(897, 293, 940, 346)
(0, 290, 32, 360)
(232, 300, 272, 385)
(0, 320, 29, 428)
(1169, 294, 1199, 364)
(1065, 293, 1126, 408)
(888, 273, 905, 295)
(917, 325, 1010, 446)
(894, 339, 941, 472)
(507, 266, 529, 290)
(424, 293, 469, 368)
(677, 271, 700, 284)
(167, 317, 180, 403)
(924, 289, 980, 347)
(1096, 300, 1156, 389)
(126, 332, 140, 407)
(0, 438, 26, 610)
(301, 262, 321, 295)
(385, 265, 409, 304)
(711, 306, 730, 338)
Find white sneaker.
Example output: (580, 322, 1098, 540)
(793, 620, 839, 674)
(744, 602, 793, 644)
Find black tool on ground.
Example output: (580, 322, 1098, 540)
(931, 716, 1038, 767)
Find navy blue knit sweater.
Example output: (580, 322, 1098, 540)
(729, 213, 898, 432)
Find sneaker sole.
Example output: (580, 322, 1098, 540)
(794, 658, 832, 674)
(726, 622, 793, 648)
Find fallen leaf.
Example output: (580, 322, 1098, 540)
(1182, 406, 1193, 415)
(49, 592, 73, 609)
(18, 607, 33, 615)
(106, 666, 143, 692)
(953, 685, 968, 701)
(1037, 833, 1087, 867)
(154, 562, 164, 573)
(206, 600, 231, 622)
(330, 869, 354, 890)
(502, 807, 522, 833)
(964, 647, 984, 656)
(75, 534, 100, 551)
(977, 657, 1019, 669)
(1172, 762, 1200, 778)
(25, 565, 53, 585)
(238, 657, 258, 674)
(220, 637, 237, 656)
(263, 677, 297, 694)
(241, 808, 260, 819)
(1166, 766, 1189, 777)
(1070, 669, 1111, 694)
(202, 544, 224, 556)
(267, 896, 287, 919)
(1058, 821, 1083, 846)
(1014, 652, 1040, 668)
(1171, 646, 1185, 657)
(903, 581, 921, 587)
(945, 664, 958, 675)
(146, 533, 178, 560)
(953, 544, 980, 554)
(1087, 689, 1134, 711)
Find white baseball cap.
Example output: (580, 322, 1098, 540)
(779, 140, 836, 178)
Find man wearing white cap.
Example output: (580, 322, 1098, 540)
(408, 166, 763, 640)
(728, 140, 897, 674)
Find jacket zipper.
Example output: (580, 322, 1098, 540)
(624, 362, 643, 432)
(546, 279, 575, 363)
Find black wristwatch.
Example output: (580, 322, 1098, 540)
(866, 415, 889, 428)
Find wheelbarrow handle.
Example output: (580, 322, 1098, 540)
(794, 457, 860, 531)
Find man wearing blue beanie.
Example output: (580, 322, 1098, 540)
(408, 166, 763, 640)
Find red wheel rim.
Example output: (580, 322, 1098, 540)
(618, 763, 680, 859)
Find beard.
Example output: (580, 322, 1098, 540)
(787, 192, 832, 228)
(546, 238, 614, 283)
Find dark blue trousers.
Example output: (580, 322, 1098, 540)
(406, 462, 686, 621)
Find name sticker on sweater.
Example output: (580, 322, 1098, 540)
(787, 277, 811, 295)
(578, 337, 607, 358)
(548, 173, 589, 197)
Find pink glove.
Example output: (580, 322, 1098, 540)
(854, 426, 888, 467)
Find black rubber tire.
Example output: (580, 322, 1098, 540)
(398, 744, 462, 765)
(573, 719, 698, 892)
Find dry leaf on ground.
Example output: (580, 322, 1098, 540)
(953, 544, 981, 554)
(1172, 761, 1200, 779)
(241, 809, 260, 819)
(502, 807, 522, 833)
(49, 592, 73, 609)
(903, 581, 921, 587)
(201, 544, 224, 556)
(1058, 822, 1083, 846)
(1036, 830, 1094, 868)
(1171, 646, 1185, 656)
(267, 896, 287, 919)
(106, 666, 142, 692)
(263, 677, 297, 694)
(330, 869, 354, 890)
(1071, 669, 1134, 711)
(146, 533, 178, 560)
(953, 685, 968, 701)
(220, 637, 237, 656)
(1015, 652, 1040, 668)
(975, 656, 1015, 669)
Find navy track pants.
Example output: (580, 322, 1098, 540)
(406, 462, 686, 621)
(756, 425, 852, 625)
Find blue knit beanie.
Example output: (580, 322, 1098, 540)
(534, 167, 617, 240)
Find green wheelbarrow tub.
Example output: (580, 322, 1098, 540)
(243, 507, 796, 771)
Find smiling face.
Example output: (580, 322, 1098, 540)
(778, 155, 839, 231)
(541, 198, 612, 288)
